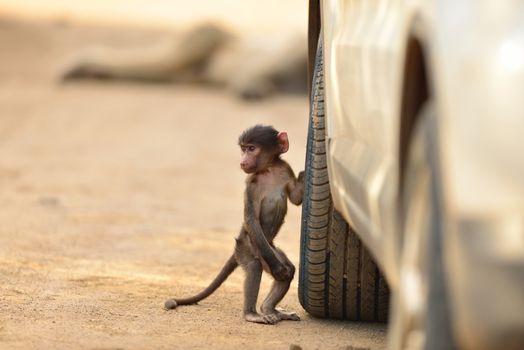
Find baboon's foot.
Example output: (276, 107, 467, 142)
(244, 312, 279, 325)
(275, 310, 300, 321)
(261, 307, 300, 322)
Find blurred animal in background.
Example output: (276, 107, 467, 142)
(60, 23, 307, 100)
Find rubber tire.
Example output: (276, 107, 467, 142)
(298, 39, 390, 322)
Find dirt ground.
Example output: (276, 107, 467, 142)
(0, 19, 387, 349)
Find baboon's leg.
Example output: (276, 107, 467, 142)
(243, 259, 262, 315)
(241, 259, 280, 325)
(260, 247, 300, 321)
(61, 45, 182, 82)
(235, 234, 279, 324)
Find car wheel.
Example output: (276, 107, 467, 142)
(298, 39, 390, 322)
(388, 104, 456, 350)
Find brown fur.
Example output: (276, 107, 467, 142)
(165, 125, 304, 324)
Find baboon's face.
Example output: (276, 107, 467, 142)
(238, 127, 289, 174)
(240, 144, 268, 174)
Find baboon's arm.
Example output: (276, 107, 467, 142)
(287, 171, 304, 206)
(243, 188, 290, 281)
(243, 188, 277, 264)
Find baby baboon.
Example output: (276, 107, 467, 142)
(60, 24, 307, 100)
(165, 125, 304, 324)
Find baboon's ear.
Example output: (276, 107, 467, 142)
(277, 132, 289, 154)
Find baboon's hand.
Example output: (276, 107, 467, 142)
(297, 171, 305, 183)
(272, 263, 293, 281)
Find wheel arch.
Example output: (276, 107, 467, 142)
(398, 33, 431, 196)
(393, 20, 459, 347)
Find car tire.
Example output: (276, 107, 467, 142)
(298, 39, 390, 322)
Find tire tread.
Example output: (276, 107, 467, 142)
(298, 39, 390, 322)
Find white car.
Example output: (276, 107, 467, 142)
(298, 1, 524, 349)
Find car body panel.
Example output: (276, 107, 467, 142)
(321, 0, 408, 287)
(433, 0, 524, 347)
(319, 0, 524, 348)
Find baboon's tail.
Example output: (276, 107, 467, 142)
(165, 254, 238, 309)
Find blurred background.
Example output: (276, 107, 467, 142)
(0, 2, 383, 350)
(0, 0, 306, 33)
(0, 0, 310, 236)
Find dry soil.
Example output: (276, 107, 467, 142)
(0, 19, 387, 350)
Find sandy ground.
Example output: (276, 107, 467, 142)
(0, 20, 387, 349)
